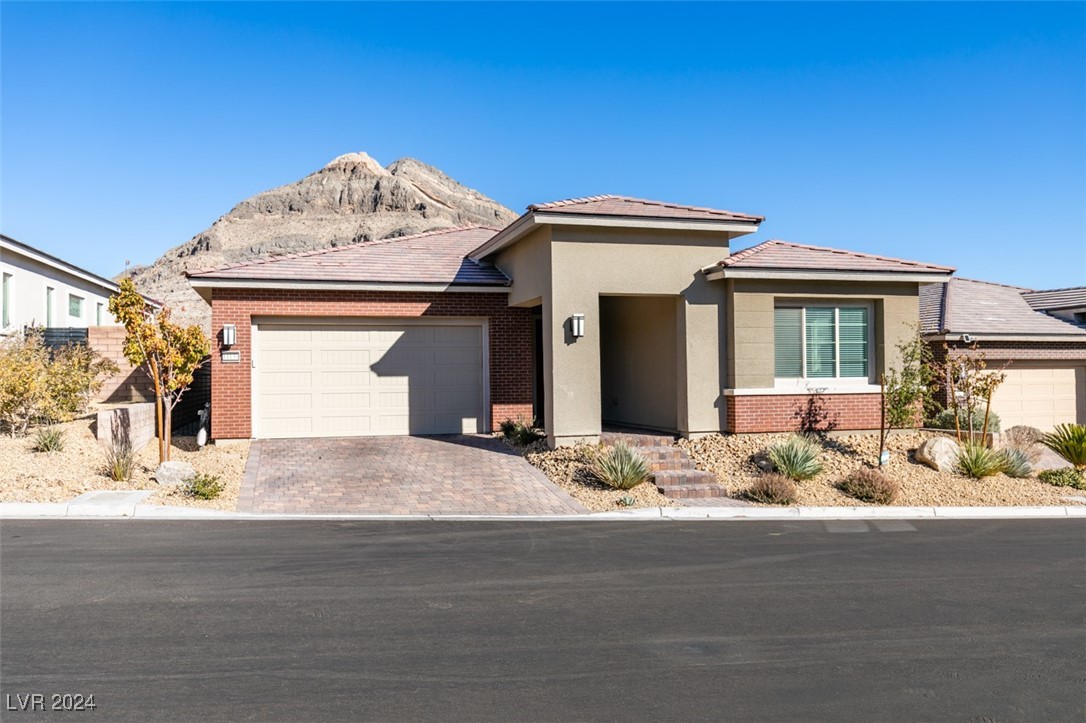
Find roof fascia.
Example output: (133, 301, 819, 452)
(705, 268, 952, 284)
(1, 235, 121, 295)
(188, 278, 510, 294)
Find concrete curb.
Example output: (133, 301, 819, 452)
(1, 503, 1084, 521)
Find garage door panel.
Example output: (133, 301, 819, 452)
(990, 366, 1083, 430)
(256, 322, 485, 439)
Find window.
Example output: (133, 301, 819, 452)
(774, 305, 870, 380)
(46, 287, 55, 327)
(69, 294, 84, 319)
(2, 273, 11, 328)
(96, 302, 104, 326)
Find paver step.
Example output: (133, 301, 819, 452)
(646, 457, 697, 472)
(652, 469, 720, 487)
(658, 484, 730, 499)
(601, 431, 677, 447)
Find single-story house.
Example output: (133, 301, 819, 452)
(188, 195, 956, 447)
(1, 233, 126, 335)
(921, 278, 1086, 430)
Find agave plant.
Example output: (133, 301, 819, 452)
(1041, 423, 1086, 470)
(997, 448, 1032, 479)
(956, 442, 1005, 479)
(592, 442, 650, 490)
(767, 435, 823, 481)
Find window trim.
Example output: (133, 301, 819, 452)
(773, 301, 875, 388)
(45, 286, 55, 327)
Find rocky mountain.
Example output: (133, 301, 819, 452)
(126, 152, 516, 328)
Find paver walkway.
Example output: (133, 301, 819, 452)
(239, 435, 588, 515)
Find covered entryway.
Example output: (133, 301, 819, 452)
(254, 320, 485, 439)
(989, 365, 1085, 430)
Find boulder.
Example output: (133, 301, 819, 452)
(916, 436, 960, 472)
(155, 461, 196, 487)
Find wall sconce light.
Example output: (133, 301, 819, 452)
(570, 313, 585, 338)
(222, 323, 237, 348)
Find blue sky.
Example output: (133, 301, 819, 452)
(2, 2, 1084, 289)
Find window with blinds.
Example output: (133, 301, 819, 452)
(773, 305, 870, 380)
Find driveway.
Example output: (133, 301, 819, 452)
(238, 435, 587, 515)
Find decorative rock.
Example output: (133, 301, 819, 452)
(155, 461, 197, 487)
(752, 451, 775, 472)
(916, 436, 960, 472)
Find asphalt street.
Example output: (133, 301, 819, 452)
(1, 519, 1083, 721)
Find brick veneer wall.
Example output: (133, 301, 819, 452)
(727, 393, 882, 433)
(209, 288, 534, 440)
(87, 326, 155, 403)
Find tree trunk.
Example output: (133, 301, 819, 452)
(149, 359, 165, 464)
(981, 394, 993, 445)
(948, 373, 961, 442)
(879, 375, 887, 466)
(164, 398, 173, 462)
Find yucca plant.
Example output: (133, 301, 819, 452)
(997, 448, 1032, 479)
(33, 426, 66, 453)
(105, 437, 135, 482)
(591, 442, 650, 490)
(1041, 423, 1086, 470)
(767, 434, 823, 481)
(745, 473, 797, 505)
(956, 442, 1005, 479)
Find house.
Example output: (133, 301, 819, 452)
(921, 278, 1086, 430)
(188, 195, 955, 446)
(1, 233, 124, 335)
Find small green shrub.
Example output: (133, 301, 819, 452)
(838, 468, 900, 504)
(592, 442, 650, 490)
(33, 426, 65, 453)
(185, 473, 224, 500)
(1041, 423, 1086, 470)
(930, 408, 1001, 434)
(997, 448, 1032, 479)
(745, 473, 797, 505)
(1037, 468, 1086, 491)
(767, 434, 823, 481)
(617, 495, 636, 507)
(956, 442, 1005, 479)
(104, 438, 135, 482)
(499, 418, 543, 446)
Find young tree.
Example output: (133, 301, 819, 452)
(934, 341, 1007, 445)
(109, 279, 210, 463)
(878, 325, 936, 465)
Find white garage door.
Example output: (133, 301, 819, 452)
(255, 322, 485, 438)
(989, 366, 1085, 431)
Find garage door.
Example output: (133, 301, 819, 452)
(989, 366, 1085, 431)
(255, 322, 484, 438)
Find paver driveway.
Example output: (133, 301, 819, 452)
(239, 435, 588, 515)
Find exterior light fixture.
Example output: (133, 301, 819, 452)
(570, 314, 585, 338)
(222, 323, 237, 347)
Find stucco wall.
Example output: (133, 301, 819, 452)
(599, 295, 678, 431)
(725, 279, 921, 389)
(529, 226, 734, 445)
(0, 247, 119, 332)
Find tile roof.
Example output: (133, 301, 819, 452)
(919, 277, 1086, 337)
(1021, 286, 1086, 311)
(187, 226, 509, 286)
(528, 195, 763, 223)
(721, 240, 956, 274)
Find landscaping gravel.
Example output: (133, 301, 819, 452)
(502, 438, 675, 512)
(678, 431, 1078, 507)
(0, 416, 249, 511)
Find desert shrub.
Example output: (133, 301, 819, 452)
(500, 418, 543, 446)
(837, 468, 899, 504)
(184, 473, 224, 500)
(745, 473, 797, 505)
(956, 442, 1005, 479)
(0, 332, 117, 436)
(1003, 425, 1043, 450)
(1037, 468, 1086, 491)
(767, 434, 823, 481)
(1041, 424, 1086, 470)
(997, 448, 1032, 479)
(930, 408, 1001, 434)
(591, 442, 650, 490)
(104, 437, 135, 482)
(33, 426, 66, 453)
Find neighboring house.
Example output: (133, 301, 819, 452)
(189, 195, 955, 446)
(921, 278, 1086, 430)
(1, 233, 123, 334)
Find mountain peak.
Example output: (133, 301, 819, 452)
(321, 151, 389, 176)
